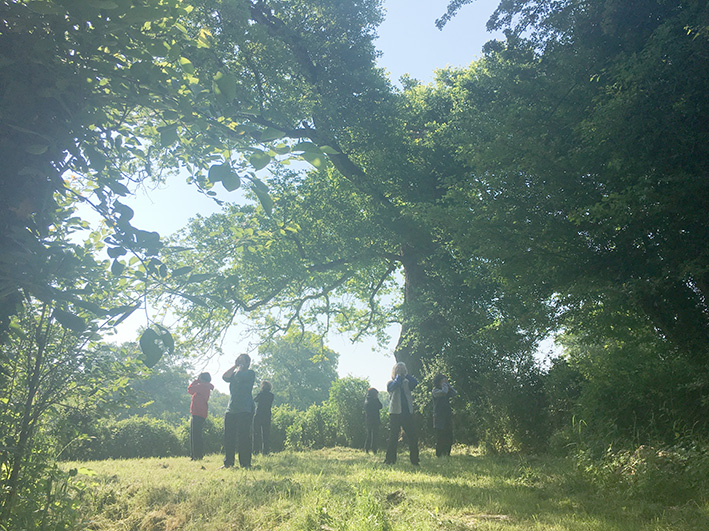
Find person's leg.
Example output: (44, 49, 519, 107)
(435, 428, 444, 457)
(223, 413, 237, 467)
(402, 414, 419, 465)
(372, 423, 379, 454)
(385, 414, 402, 464)
(444, 424, 454, 456)
(193, 415, 206, 459)
(252, 417, 262, 455)
(364, 426, 372, 452)
(262, 419, 271, 455)
(190, 415, 197, 459)
(236, 412, 253, 468)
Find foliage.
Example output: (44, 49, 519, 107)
(578, 444, 709, 506)
(0, 301, 140, 525)
(65, 447, 709, 530)
(85, 417, 183, 460)
(269, 405, 300, 453)
(285, 403, 338, 451)
(257, 331, 340, 411)
(327, 377, 370, 448)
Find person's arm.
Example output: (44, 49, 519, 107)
(387, 375, 402, 393)
(188, 380, 199, 395)
(432, 386, 447, 398)
(222, 364, 238, 382)
(406, 374, 419, 390)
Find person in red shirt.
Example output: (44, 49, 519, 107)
(187, 372, 214, 460)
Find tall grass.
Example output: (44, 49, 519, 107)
(65, 447, 709, 530)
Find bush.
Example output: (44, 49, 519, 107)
(271, 405, 298, 452)
(579, 443, 709, 504)
(285, 404, 337, 450)
(80, 417, 183, 460)
(327, 377, 369, 448)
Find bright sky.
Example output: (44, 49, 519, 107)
(119, 0, 502, 394)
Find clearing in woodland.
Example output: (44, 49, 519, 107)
(65, 447, 709, 530)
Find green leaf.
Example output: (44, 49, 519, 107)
(171, 265, 193, 276)
(53, 309, 86, 333)
(251, 177, 269, 193)
(213, 71, 236, 102)
(72, 300, 108, 316)
(26, 144, 48, 155)
(106, 180, 130, 196)
(111, 259, 125, 276)
(139, 329, 163, 368)
(187, 273, 211, 283)
(293, 141, 321, 153)
(179, 57, 194, 74)
(159, 124, 179, 147)
(253, 187, 274, 216)
(155, 325, 175, 355)
(208, 163, 231, 183)
(222, 172, 241, 192)
(111, 304, 141, 327)
(26, 1, 63, 15)
(302, 150, 325, 168)
(107, 246, 126, 258)
(259, 127, 286, 142)
(87, 0, 119, 8)
(249, 150, 271, 170)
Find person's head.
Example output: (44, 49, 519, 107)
(432, 373, 446, 388)
(392, 362, 408, 379)
(199, 372, 212, 383)
(236, 353, 251, 369)
(260, 380, 272, 392)
(367, 387, 378, 398)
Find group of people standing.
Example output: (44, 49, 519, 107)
(365, 361, 457, 465)
(187, 354, 273, 467)
(188, 356, 456, 468)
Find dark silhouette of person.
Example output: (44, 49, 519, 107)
(384, 362, 419, 465)
(364, 387, 382, 453)
(222, 354, 255, 468)
(253, 380, 274, 455)
(432, 373, 457, 457)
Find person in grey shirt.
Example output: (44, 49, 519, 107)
(222, 354, 255, 468)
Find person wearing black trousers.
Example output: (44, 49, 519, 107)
(384, 362, 419, 466)
(432, 373, 457, 457)
(253, 380, 274, 455)
(364, 387, 382, 453)
(222, 354, 255, 469)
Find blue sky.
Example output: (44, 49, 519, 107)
(122, 0, 503, 392)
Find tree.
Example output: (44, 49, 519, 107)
(257, 331, 339, 410)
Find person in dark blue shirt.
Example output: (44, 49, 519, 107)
(384, 362, 419, 465)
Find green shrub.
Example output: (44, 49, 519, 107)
(326, 377, 369, 448)
(82, 417, 183, 460)
(271, 405, 298, 452)
(578, 443, 709, 504)
(285, 404, 337, 450)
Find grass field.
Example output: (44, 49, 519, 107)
(65, 447, 709, 530)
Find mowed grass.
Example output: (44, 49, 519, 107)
(65, 446, 709, 530)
